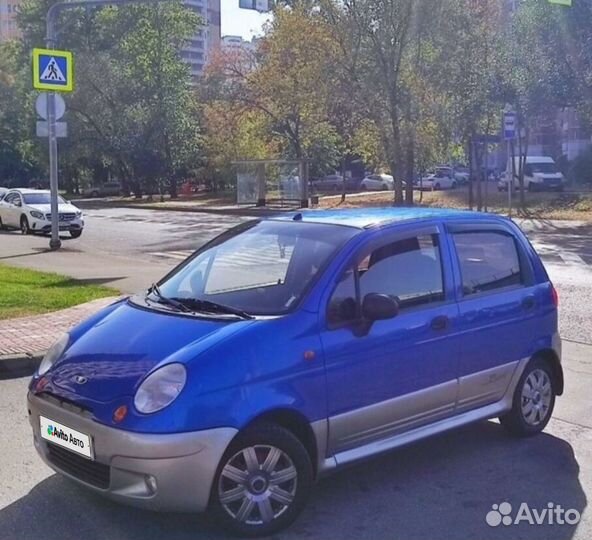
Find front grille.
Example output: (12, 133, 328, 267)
(46, 443, 110, 489)
(44, 213, 76, 221)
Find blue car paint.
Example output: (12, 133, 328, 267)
(30, 208, 558, 437)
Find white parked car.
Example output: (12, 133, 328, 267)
(0, 189, 84, 238)
(419, 172, 457, 190)
(360, 174, 394, 191)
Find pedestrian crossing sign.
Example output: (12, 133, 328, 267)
(32, 48, 74, 92)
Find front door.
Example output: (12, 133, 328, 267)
(320, 225, 461, 455)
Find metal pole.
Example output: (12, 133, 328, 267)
(45, 11, 61, 250)
(47, 91, 61, 249)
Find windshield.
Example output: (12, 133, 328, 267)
(23, 193, 66, 205)
(528, 163, 558, 174)
(157, 220, 357, 316)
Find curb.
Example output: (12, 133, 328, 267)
(0, 351, 45, 380)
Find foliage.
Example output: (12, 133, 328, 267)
(15, 0, 201, 196)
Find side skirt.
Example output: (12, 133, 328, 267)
(316, 356, 529, 477)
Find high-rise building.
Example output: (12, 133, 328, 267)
(182, 0, 221, 78)
(0, 0, 22, 42)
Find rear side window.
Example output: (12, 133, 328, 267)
(453, 232, 522, 295)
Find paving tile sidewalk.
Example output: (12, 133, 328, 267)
(0, 296, 120, 357)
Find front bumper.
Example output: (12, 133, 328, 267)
(27, 392, 237, 512)
(29, 216, 84, 233)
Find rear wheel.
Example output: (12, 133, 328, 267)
(500, 357, 556, 437)
(0, 216, 4, 230)
(20, 216, 31, 235)
(210, 423, 313, 537)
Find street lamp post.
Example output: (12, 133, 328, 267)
(44, 0, 164, 250)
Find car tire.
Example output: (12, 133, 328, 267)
(70, 230, 82, 239)
(434, 183, 441, 190)
(382, 183, 388, 190)
(210, 422, 313, 537)
(91, 190, 100, 198)
(20, 216, 31, 235)
(0, 216, 4, 230)
(499, 357, 556, 437)
(451, 181, 457, 189)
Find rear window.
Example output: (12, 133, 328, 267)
(453, 231, 522, 295)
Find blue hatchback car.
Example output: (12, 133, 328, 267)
(28, 208, 562, 536)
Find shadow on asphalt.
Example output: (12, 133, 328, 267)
(0, 420, 585, 540)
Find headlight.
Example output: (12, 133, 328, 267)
(30, 211, 45, 220)
(134, 363, 186, 414)
(38, 333, 69, 375)
(75, 211, 82, 218)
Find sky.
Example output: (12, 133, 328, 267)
(221, 1, 271, 39)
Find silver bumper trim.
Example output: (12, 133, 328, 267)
(27, 392, 237, 512)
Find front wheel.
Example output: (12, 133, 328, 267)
(500, 357, 556, 437)
(70, 229, 82, 239)
(20, 216, 31, 235)
(210, 423, 313, 537)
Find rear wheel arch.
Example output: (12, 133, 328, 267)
(533, 348, 563, 396)
(242, 408, 319, 478)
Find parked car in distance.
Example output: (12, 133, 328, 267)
(82, 182, 122, 198)
(311, 175, 361, 193)
(360, 173, 394, 191)
(0, 189, 84, 238)
(27, 207, 562, 536)
(498, 156, 565, 192)
(419, 170, 457, 190)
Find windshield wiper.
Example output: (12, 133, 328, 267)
(146, 283, 191, 313)
(171, 297, 254, 320)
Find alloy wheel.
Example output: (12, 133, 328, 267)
(521, 369, 552, 426)
(218, 445, 298, 526)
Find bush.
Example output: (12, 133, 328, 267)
(568, 146, 592, 185)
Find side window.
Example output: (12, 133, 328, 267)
(359, 235, 444, 308)
(327, 268, 357, 326)
(5, 193, 17, 205)
(453, 231, 522, 295)
(327, 234, 444, 326)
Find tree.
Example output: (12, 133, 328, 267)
(17, 0, 202, 197)
(203, 4, 344, 179)
(0, 40, 42, 186)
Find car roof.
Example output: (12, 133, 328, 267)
(276, 207, 501, 229)
(9, 188, 50, 194)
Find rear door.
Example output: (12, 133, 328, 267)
(320, 223, 461, 455)
(448, 222, 540, 412)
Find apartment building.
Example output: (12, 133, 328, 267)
(0, 0, 22, 42)
(182, 0, 221, 78)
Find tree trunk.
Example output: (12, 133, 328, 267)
(405, 136, 414, 205)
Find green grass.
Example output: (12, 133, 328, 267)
(0, 264, 118, 320)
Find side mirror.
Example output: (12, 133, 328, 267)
(362, 293, 399, 322)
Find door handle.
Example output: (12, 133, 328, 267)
(431, 315, 449, 331)
(522, 295, 536, 310)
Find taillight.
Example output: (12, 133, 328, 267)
(551, 285, 559, 308)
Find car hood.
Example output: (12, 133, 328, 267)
(43, 300, 250, 407)
(28, 203, 80, 213)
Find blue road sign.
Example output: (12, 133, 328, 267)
(33, 48, 74, 92)
(503, 111, 517, 141)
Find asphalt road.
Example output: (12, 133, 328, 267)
(1, 207, 591, 539)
